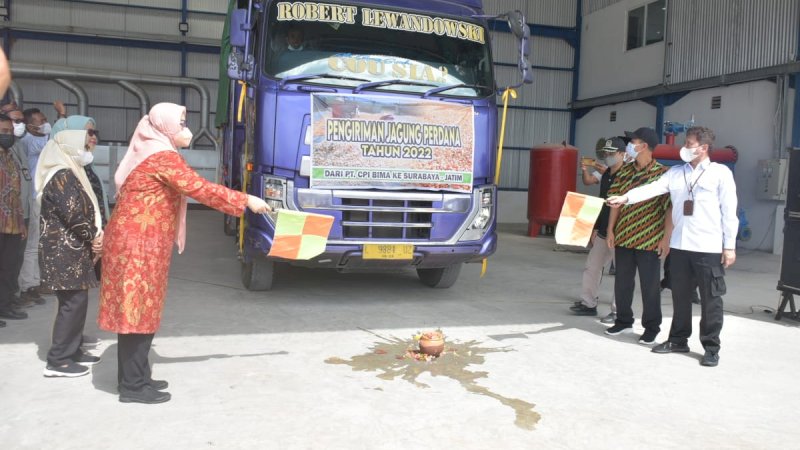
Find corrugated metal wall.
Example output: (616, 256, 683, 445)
(487, 0, 576, 190)
(665, 0, 800, 84)
(581, 0, 624, 15)
(4, 0, 224, 146)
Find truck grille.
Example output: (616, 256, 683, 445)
(294, 188, 472, 243)
(341, 198, 433, 240)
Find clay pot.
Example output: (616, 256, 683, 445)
(418, 336, 445, 357)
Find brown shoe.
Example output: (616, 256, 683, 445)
(36, 286, 54, 296)
(21, 289, 46, 305)
(12, 295, 35, 309)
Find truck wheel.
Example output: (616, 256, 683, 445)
(242, 255, 274, 291)
(417, 264, 462, 289)
(223, 214, 237, 236)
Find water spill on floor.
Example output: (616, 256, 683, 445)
(325, 332, 540, 430)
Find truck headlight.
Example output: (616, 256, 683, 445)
(262, 176, 287, 221)
(459, 186, 495, 241)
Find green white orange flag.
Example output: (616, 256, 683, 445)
(268, 210, 334, 260)
(555, 192, 605, 247)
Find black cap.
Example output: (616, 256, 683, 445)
(625, 127, 659, 150)
(600, 137, 626, 153)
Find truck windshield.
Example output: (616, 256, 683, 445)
(264, 2, 494, 98)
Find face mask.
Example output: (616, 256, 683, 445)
(175, 128, 193, 148)
(605, 155, 620, 166)
(0, 133, 14, 150)
(13, 122, 26, 137)
(288, 43, 304, 51)
(77, 151, 94, 166)
(680, 146, 700, 163)
(625, 142, 639, 159)
(39, 122, 52, 136)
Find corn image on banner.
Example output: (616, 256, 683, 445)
(554, 192, 605, 247)
(268, 210, 334, 260)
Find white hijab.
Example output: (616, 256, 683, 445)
(34, 130, 103, 235)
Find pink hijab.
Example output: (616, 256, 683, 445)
(115, 103, 189, 253)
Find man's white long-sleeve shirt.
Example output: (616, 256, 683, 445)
(624, 158, 739, 253)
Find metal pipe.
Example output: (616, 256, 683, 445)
(9, 81, 23, 108)
(117, 80, 150, 118)
(54, 78, 88, 116)
(10, 62, 216, 151)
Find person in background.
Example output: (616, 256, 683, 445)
(286, 25, 306, 51)
(607, 126, 738, 367)
(0, 102, 43, 309)
(570, 137, 626, 323)
(97, 103, 270, 404)
(36, 129, 103, 377)
(0, 114, 29, 326)
(604, 127, 671, 346)
(51, 115, 107, 351)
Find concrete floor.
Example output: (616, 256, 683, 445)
(1, 210, 798, 449)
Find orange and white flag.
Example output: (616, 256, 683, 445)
(555, 192, 605, 247)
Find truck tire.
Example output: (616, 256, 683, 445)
(417, 263, 462, 289)
(242, 255, 274, 291)
(223, 214, 237, 236)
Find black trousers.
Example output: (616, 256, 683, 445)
(614, 246, 662, 333)
(47, 289, 89, 366)
(118, 333, 155, 391)
(668, 249, 726, 353)
(0, 233, 23, 310)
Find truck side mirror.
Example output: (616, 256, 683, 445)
(506, 11, 527, 40)
(505, 11, 533, 87)
(230, 9, 251, 48)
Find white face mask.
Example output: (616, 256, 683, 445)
(13, 122, 26, 137)
(174, 128, 193, 148)
(680, 146, 701, 163)
(625, 142, 639, 159)
(77, 151, 94, 166)
(605, 155, 620, 167)
(39, 122, 52, 136)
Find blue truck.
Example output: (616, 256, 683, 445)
(219, 0, 531, 290)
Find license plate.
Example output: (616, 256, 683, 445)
(363, 244, 415, 260)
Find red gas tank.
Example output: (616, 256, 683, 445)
(653, 144, 738, 163)
(527, 144, 578, 237)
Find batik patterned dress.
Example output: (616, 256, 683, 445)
(39, 169, 99, 290)
(97, 151, 247, 334)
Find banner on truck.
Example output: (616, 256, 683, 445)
(310, 94, 475, 193)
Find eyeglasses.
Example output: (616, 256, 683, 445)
(11, 119, 23, 124)
(179, 121, 187, 129)
(87, 129, 100, 138)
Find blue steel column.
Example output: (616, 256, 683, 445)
(568, 0, 582, 145)
(180, 0, 189, 106)
(655, 95, 665, 143)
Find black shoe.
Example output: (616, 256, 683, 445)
(691, 293, 701, 305)
(80, 335, 102, 349)
(0, 319, 5, 328)
(43, 362, 90, 378)
(73, 353, 101, 366)
(608, 264, 616, 275)
(12, 295, 34, 309)
(651, 341, 690, 353)
(119, 385, 171, 404)
(701, 351, 719, 367)
(571, 304, 597, 316)
(149, 379, 169, 390)
(638, 330, 658, 345)
(21, 289, 46, 305)
(0, 308, 28, 320)
(604, 324, 633, 335)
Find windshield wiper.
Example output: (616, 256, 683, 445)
(279, 73, 370, 88)
(353, 79, 437, 94)
(422, 84, 493, 98)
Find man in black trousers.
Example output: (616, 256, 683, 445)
(608, 126, 738, 367)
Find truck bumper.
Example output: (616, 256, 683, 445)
(244, 224, 497, 269)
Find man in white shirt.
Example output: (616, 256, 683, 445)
(607, 126, 738, 367)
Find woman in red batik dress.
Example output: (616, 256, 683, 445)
(98, 103, 269, 404)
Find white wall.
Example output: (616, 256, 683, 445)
(665, 80, 786, 252)
(578, 0, 665, 99)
